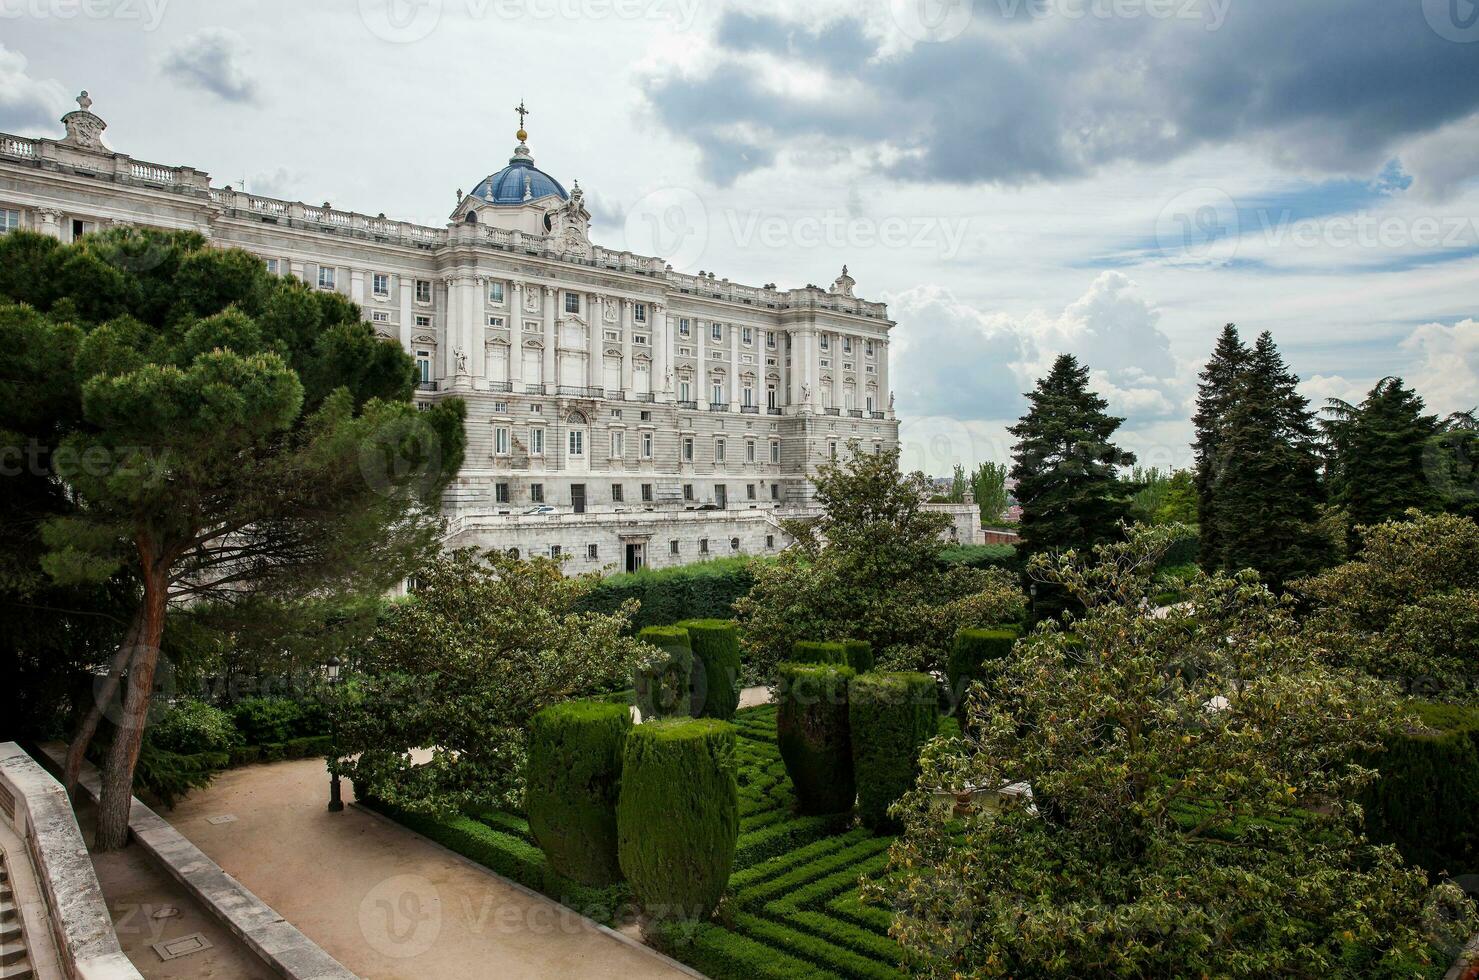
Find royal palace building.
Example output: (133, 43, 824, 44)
(0, 93, 977, 572)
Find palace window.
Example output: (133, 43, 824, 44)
(487, 315, 504, 327)
(641, 483, 653, 502)
(372, 272, 390, 297)
(711, 382, 724, 405)
(679, 318, 691, 336)
(529, 427, 545, 455)
(494, 401, 509, 413)
(611, 483, 624, 503)
(746, 483, 756, 500)
(265, 258, 280, 275)
(568, 429, 584, 457)
(495, 482, 509, 503)
(641, 431, 653, 458)
(634, 302, 647, 323)
(414, 315, 433, 330)
(742, 326, 753, 345)
(820, 335, 830, 351)
(716, 439, 726, 462)
(683, 484, 694, 501)
(371, 310, 390, 323)
(489, 281, 505, 304)
(767, 384, 778, 409)
(711, 322, 723, 341)
(565, 292, 580, 314)
(415, 279, 432, 303)
(742, 384, 754, 407)
(770, 484, 780, 500)
(829, 441, 838, 459)
(317, 266, 337, 290)
(682, 436, 694, 462)
(699, 537, 709, 554)
(493, 426, 510, 455)
(0, 209, 20, 234)
(865, 340, 874, 356)
(633, 333, 648, 345)
(670, 539, 680, 555)
(766, 331, 776, 349)
(530, 483, 545, 502)
(766, 534, 775, 549)
(550, 544, 562, 558)
(843, 337, 852, 353)
(414, 350, 432, 384)
(587, 544, 599, 560)
(770, 441, 781, 464)
(610, 431, 624, 457)
(730, 537, 740, 552)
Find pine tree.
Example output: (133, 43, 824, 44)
(1192, 324, 1248, 567)
(1009, 354, 1135, 561)
(1210, 331, 1328, 586)
(1323, 377, 1439, 549)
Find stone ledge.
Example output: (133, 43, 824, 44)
(0, 742, 140, 980)
(39, 744, 358, 980)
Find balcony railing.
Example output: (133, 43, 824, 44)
(677, 400, 698, 410)
(416, 380, 438, 392)
(525, 383, 546, 395)
(767, 407, 783, 415)
(740, 405, 759, 414)
(488, 381, 512, 392)
(870, 411, 885, 419)
(631, 392, 656, 403)
(606, 389, 625, 401)
(556, 385, 604, 398)
(848, 409, 864, 418)
(709, 403, 730, 412)
(824, 407, 841, 416)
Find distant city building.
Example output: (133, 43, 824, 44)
(0, 92, 977, 570)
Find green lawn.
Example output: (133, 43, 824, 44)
(370, 703, 907, 979)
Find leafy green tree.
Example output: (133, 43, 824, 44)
(1208, 331, 1329, 587)
(948, 463, 968, 503)
(970, 461, 1010, 525)
(1298, 511, 1479, 703)
(334, 549, 649, 817)
(1426, 410, 1478, 520)
(0, 228, 464, 848)
(873, 527, 1477, 977)
(734, 444, 1023, 678)
(1192, 323, 1248, 567)
(1155, 468, 1197, 525)
(1007, 353, 1135, 597)
(1322, 378, 1441, 551)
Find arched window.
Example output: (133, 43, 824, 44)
(465, 211, 478, 224)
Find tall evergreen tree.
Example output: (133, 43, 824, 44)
(1191, 324, 1248, 567)
(1210, 331, 1328, 586)
(1009, 354, 1135, 563)
(1321, 377, 1440, 550)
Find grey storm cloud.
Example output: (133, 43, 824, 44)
(161, 30, 260, 104)
(642, 3, 1479, 188)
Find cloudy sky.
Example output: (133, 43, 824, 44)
(3, 0, 1477, 474)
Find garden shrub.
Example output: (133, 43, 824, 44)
(634, 626, 694, 719)
(677, 618, 743, 720)
(617, 718, 739, 921)
(849, 672, 939, 831)
(131, 742, 227, 807)
(151, 698, 242, 754)
(789, 641, 848, 667)
(946, 628, 1019, 707)
(230, 696, 305, 745)
(776, 663, 856, 815)
(840, 640, 874, 674)
(1360, 700, 1479, 878)
(938, 543, 1020, 572)
(525, 700, 632, 886)
(579, 558, 758, 630)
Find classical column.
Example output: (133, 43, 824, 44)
(695, 318, 706, 404)
(397, 273, 413, 350)
(808, 329, 822, 411)
(653, 303, 670, 400)
(587, 292, 603, 392)
(350, 269, 365, 305)
(36, 209, 63, 239)
(443, 276, 459, 379)
(542, 286, 556, 390)
(508, 281, 524, 388)
(620, 300, 634, 392)
(829, 332, 841, 409)
(729, 320, 741, 409)
(879, 338, 892, 417)
(469, 276, 487, 379)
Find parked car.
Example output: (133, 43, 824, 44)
(522, 505, 558, 515)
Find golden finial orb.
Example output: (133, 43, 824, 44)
(516, 128, 527, 142)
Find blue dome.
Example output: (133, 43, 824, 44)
(471, 154, 568, 206)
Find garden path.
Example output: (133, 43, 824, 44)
(738, 685, 772, 709)
(163, 756, 692, 980)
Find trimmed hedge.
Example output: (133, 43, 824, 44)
(938, 542, 1020, 573)
(1361, 701, 1479, 879)
(849, 672, 939, 831)
(840, 640, 874, 674)
(776, 663, 856, 815)
(947, 627, 1019, 707)
(678, 618, 743, 720)
(526, 700, 632, 886)
(634, 626, 694, 719)
(789, 641, 849, 667)
(617, 718, 739, 921)
(578, 558, 758, 630)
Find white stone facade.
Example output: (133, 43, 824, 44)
(0, 94, 976, 572)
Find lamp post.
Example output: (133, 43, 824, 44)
(324, 656, 343, 812)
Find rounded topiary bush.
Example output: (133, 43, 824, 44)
(841, 639, 874, 673)
(634, 626, 693, 720)
(526, 699, 633, 886)
(776, 662, 857, 815)
(849, 672, 939, 831)
(790, 640, 848, 667)
(947, 628, 1019, 708)
(617, 717, 739, 921)
(676, 618, 742, 720)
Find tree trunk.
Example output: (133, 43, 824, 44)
(63, 609, 143, 798)
(94, 559, 169, 851)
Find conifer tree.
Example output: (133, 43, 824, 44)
(1322, 377, 1440, 550)
(1009, 354, 1135, 562)
(1191, 324, 1248, 566)
(1210, 331, 1328, 586)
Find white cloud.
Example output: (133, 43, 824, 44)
(1401, 318, 1479, 415)
(161, 29, 259, 104)
(0, 44, 70, 135)
(1400, 113, 1479, 203)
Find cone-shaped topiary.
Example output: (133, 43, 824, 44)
(676, 618, 742, 720)
(634, 626, 693, 719)
(617, 717, 739, 921)
(947, 627, 1019, 707)
(526, 700, 632, 885)
(849, 672, 939, 831)
(790, 640, 849, 666)
(776, 662, 857, 815)
(841, 639, 874, 673)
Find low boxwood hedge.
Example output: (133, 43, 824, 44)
(849, 672, 939, 831)
(776, 663, 856, 815)
(946, 627, 1019, 708)
(789, 641, 849, 667)
(617, 717, 739, 921)
(840, 640, 874, 674)
(634, 626, 694, 719)
(526, 700, 632, 886)
(677, 618, 743, 720)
